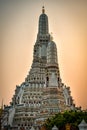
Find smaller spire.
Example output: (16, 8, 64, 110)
(1, 99, 4, 109)
(42, 6, 45, 14)
(50, 32, 53, 41)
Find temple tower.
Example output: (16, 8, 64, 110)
(1, 7, 75, 130)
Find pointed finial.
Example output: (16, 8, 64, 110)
(50, 32, 53, 41)
(42, 6, 45, 14)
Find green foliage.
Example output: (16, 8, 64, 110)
(45, 110, 87, 130)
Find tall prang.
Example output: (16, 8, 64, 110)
(1, 7, 76, 130)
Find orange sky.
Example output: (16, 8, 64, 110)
(0, 0, 87, 109)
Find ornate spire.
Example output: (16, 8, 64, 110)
(42, 6, 45, 14)
(38, 6, 49, 34)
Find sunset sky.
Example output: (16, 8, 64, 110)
(0, 0, 87, 109)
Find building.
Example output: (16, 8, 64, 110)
(2, 7, 76, 130)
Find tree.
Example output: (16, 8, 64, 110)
(44, 110, 87, 130)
